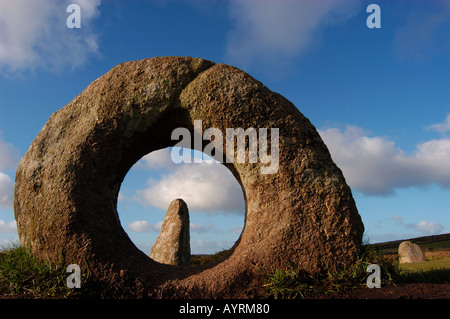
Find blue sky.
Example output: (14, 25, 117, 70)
(0, 0, 449, 254)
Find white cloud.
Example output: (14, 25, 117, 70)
(0, 137, 20, 171)
(391, 214, 444, 236)
(117, 191, 126, 202)
(191, 222, 226, 234)
(135, 148, 178, 171)
(136, 162, 245, 215)
(127, 220, 150, 233)
(411, 220, 444, 235)
(190, 222, 208, 234)
(226, 0, 359, 68)
(229, 225, 243, 235)
(0, 219, 17, 233)
(151, 221, 163, 233)
(318, 124, 450, 195)
(74, 0, 102, 19)
(427, 114, 450, 134)
(0, 136, 20, 208)
(150, 221, 233, 235)
(0, 0, 101, 75)
(0, 173, 14, 208)
(415, 138, 450, 188)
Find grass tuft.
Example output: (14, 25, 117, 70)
(263, 244, 399, 299)
(397, 259, 450, 284)
(0, 242, 82, 299)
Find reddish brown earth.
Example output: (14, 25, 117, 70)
(334, 283, 450, 299)
(1, 283, 448, 299)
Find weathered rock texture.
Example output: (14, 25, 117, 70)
(398, 241, 426, 264)
(150, 199, 190, 266)
(14, 56, 364, 298)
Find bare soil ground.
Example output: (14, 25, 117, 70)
(426, 250, 450, 260)
(334, 283, 450, 299)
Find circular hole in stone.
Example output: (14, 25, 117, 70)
(117, 147, 246, 265)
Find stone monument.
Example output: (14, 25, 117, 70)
(398, 241, 426, 264)
(150, 199, 191, 266)
(14, 56, 364, 297)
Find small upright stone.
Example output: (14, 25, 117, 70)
(398, 241, 426, 264)
(150, 199, 191, 266)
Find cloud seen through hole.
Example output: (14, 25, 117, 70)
(135, 149, 245, 215)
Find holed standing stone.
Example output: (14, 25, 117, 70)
(14, 56, 364, 298)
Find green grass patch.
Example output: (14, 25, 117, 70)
(399, 259, 450, 272)
(190, 249, 230, 266)
(262, 266, 319, 299)
(0, 243, 85, 299)
(397, 268, 450, 284)
(263, 244, 450, 299)
(420, 240, 450, 250)
(397, 259, 450, 284)
(263, 244, 398, 299)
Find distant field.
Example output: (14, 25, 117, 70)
(368, 233, 450, 284)
(370, 233, 450, 255)
(421, 240, 450, 250)
(399, 259, 450, 272)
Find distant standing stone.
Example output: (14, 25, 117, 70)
(398, 241, 426, 264)
(150, 199, 191, 266)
